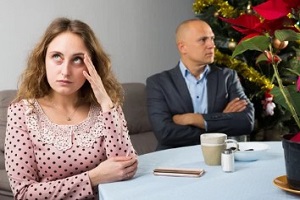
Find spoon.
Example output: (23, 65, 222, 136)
(230, 147, 254, 151)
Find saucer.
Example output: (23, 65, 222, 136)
(234, 142, 269, 161)
(273, 175, 300, 194)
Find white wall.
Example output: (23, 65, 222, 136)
(0, 0, 195, 90)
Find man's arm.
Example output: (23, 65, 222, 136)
(168, 68, 254, 137)
(146, 68, 255, 149)
(203, 69, 255, 135)
(172, 97, 248, 128)
(146, 75, 203, 150)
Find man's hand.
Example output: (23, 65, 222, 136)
(173, 113, 205, 129)
(223, 98, 247, 113)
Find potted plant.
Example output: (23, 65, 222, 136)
(220, 0, 300, 190)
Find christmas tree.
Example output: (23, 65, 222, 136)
(193, 0, 300, 140)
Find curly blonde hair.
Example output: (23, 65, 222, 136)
(16, 17, 123, 105)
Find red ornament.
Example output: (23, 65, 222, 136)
(262, 92, 276, 116)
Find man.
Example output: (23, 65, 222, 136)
(146, 19, 255, 150)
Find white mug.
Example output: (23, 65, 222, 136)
(200, 133, 238, 165)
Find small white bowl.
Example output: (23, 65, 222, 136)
(234, 142, 269, 161)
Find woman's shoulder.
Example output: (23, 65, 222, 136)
(8, 99, 38, 115)
(9, 99, 27, 110)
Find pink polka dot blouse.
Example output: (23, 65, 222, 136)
(5, 99, 136, 200)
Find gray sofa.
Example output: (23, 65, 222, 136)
(0, 82, 157, 199)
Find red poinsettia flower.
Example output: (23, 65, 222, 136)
(253, 0, 300, 20)
(220, 15, 292, 41)
(219, 15, 262, 36)
(297, 76, 300, 92)
(220, 0, 299, 40)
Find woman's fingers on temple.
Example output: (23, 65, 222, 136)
(84, 54, 98, 75)
(84, 54, 95, 75)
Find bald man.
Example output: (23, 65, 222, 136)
(146, 19, 255, 150)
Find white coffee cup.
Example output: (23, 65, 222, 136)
(201, 133, 227, 145)
(200, 133, 238, 166)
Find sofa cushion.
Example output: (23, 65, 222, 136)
(122, 83, 152, 134)
(0, 170, 12, 193)
(130, 131, 157, 155)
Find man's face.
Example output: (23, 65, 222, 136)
(180, 21, 215, 67)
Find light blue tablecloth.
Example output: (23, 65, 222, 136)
(98, 142, 300, 200)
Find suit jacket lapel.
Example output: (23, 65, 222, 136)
(169, 65, 194, 112)
(207, 65, 219, 113)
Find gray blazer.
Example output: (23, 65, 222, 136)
(146, 64, 255, 150)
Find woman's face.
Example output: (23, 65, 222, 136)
(45, 32, 89, 96)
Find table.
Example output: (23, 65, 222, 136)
(98, 142, 299, 200)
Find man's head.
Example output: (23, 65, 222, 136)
(176, 19, 215, 71)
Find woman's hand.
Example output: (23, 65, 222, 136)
(83, 54, 113, 112)
(88, 156, 138, 186)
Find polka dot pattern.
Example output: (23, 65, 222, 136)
(5, 100, 136, 199)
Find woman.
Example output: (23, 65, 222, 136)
(5, 17, 137, 199)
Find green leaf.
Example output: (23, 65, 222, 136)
(232, 35, 270, 57)
(287, 56, 300, 75)
(287, 85, 300, 117)
(271, 85, 300, 117)
(255, 53, 268, 64)
(286, 68, 300, 76)
(274, 29, 300, 41)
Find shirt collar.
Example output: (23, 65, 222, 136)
(179, 60, 210, 80)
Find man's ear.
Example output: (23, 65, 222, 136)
(177, 41, 186, 54)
